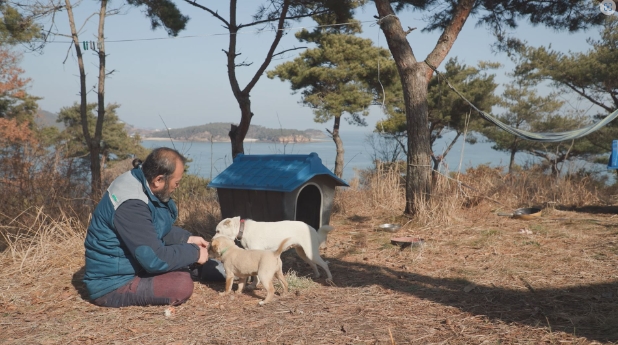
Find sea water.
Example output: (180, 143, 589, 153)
(142, 130, 607, 183)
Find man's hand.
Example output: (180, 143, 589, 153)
(188, 236, 209, 248)
(188, 236, 209, 264)
(197, 246, 209, 264)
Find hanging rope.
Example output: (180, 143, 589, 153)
(423, 60, 618, 143)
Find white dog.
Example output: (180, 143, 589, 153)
(214, 217, 334, 281)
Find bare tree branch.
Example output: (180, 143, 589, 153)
(77, 12, 99, 34)
(242, 0, 290, 94)
(560, 81, 613, 112)
(424, 0, 476, 82)
(235, 61, 253, 67)
(62, 40, 74, 64)
(272, 46, 307, 58)
(237, 10, 328, 29)
(182, 0, 230, 28)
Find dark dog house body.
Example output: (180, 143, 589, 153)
(207, 152, 349, 230)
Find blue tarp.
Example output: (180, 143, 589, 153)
(608, 140, 618, 170)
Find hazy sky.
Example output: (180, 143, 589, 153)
(21, 2, 605, 132)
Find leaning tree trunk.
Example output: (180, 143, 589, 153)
(375, 2, 431, 216)
(331, 116, 344, 178)
(374, 0, 474, 216)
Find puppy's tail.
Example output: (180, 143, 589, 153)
(274, 237, 292, 257)
(317, 225, 334, 244)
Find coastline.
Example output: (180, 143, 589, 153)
(141, 137, 331, 143)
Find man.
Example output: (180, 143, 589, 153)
(83, 147, 211, 307)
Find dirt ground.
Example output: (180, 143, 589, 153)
(1, 204, 618, 345)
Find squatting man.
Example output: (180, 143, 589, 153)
(82, 147, 223, 308)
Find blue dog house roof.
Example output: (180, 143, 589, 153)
(208, 152, 349, 192)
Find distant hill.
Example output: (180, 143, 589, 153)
(31, 114, 327, 143)
(35, 110, 65, 129)
(143, 122, 327, 143)
(124, 123, 160, 138)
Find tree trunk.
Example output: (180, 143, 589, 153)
(374, 2, 431, 216)
(100, 152, 108, 181)
(509, 148, 516, 173)
(404, 68, 432, 214)
(229, 95, 252, 158)
(431, 155, 440, 172)
(91, 0, 108, 197)
(65, 0, 98, 196)
(435, 131, 461, 173)
(550, 159, 559, 176)
(374, 0, 474, 216)
(224, 0, 290, 158)
(331, 116, 344, 178)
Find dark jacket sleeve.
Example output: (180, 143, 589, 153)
(163, 226, 192, 245)
(113, 199, 200, 274)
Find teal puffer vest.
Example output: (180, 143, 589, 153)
(83, 168, 179, 300)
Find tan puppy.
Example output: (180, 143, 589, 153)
(209, 236, 290, 305)
(214, 217, 334, 281)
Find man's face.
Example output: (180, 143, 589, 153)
(150, 158, 184, 203)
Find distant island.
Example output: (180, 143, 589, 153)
(133, 122, 327, 143)
(35, 110, 327, 143)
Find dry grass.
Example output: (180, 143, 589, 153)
(1, 166, 618, 344)
(0, 208, 84, 274)
(453, 165, 614, 209)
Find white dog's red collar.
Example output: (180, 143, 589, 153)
(236, 219, 245, 241)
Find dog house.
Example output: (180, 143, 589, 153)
(207, 152, 349, 230)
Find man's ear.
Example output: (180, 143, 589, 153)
(152, 175, 165, 189)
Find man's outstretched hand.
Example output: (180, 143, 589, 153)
(188, 236, 209, 264)
(188, 236, 209, 248)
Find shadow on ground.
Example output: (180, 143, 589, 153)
(555, 204, 618, 215)
(68, 248, 617, 342)
(318, 257, 618, 343)
(71, 266, 90, 302)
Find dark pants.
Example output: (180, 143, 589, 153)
(93, 270, 193, 308)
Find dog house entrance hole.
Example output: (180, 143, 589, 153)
(295, 184, 321, 230)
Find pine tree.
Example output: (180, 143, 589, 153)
(508, 16, 618, 152)
(268, 24, 388, 177)
(376, 58, 499, 172)
(57, 103, 149, 175)
(374, 0, 604, 215)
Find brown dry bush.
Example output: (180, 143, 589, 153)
(101, 157, 135, 187)
(0, 208, 85, 277)
(334, 161, 469, 227)
(453, 164, 615, 210)
(0, 121, 92, 250)
(335, 161, 618, 228)
(173, 174, 221, 240)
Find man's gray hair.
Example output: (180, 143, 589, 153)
(140, 147, 187, 182)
